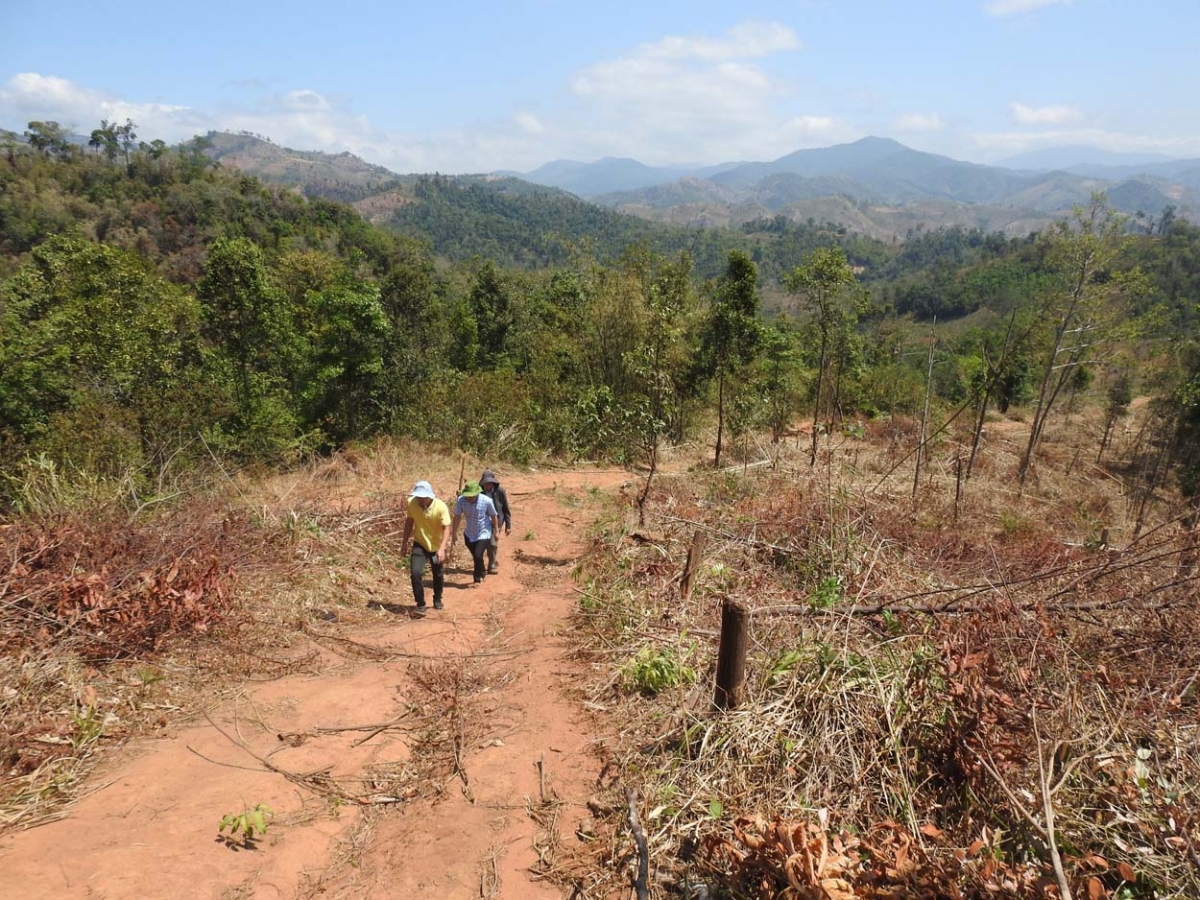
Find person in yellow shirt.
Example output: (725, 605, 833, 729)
(400, 480, 451, 612)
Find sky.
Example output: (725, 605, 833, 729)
(1, 0, 1197, 174)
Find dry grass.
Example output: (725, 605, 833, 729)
(565, 406, 1200, 898)
(0, 438, 507, 831)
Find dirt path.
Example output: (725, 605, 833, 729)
(0, 468, 628, 900)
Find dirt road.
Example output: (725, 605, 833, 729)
(0, 468, 628, 900)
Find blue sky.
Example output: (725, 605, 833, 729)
(1, 0, 1196, 173)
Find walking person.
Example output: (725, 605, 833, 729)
(450, 481, 500, 586)
(479, 469, 512, 575)
(400, 480, 451, 612)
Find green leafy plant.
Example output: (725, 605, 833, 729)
(69, 700, 105, 750)
(134, 666, 164, 689)
(620, 645, 696, 696)
(768, 648, 807, 682)
(881, 609, 902, 635)
(809, 576, 843, 610)
(218, 803, 274, 849)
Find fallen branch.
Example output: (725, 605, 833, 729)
(754, 591, 1190, 618)
(625, 787, 650, 900)
(654, 514, 793, 555)
(274, 710, 413, 748)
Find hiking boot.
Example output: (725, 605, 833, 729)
(433, 598, 444, 610)
(487, 565, 498, 575)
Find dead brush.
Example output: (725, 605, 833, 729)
(567, 424, 1200, 899)
(0, 496, 281, 828)
(406, 658, 505, 803)
(0, 438, 502, 831)
(0, 442, 427, 824)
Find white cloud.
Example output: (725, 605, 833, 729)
(0, 71, 402, 165)
(514, 112, 544, 134)
(0, 22, 841, 174)
(984, 0, 1071, 17)
(895, 113, 946, 132)
(1010, 102, 1083, 125)
(558, 20, 854, 165)
(0, 72, 210, 140)
(635, 21, 800, 62)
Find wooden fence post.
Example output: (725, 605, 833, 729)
(714, 596, 748, 710)
(953, 455, 964, 524)
(679, 530, 708, 602)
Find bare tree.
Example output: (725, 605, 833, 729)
(1019, 195, 1147, 486)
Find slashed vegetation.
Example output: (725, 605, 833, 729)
(563, 414, 1200, 899)
(0, 441, 444, 830)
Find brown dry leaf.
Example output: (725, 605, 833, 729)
(819, 876, 855, 900)
(1088, 877, 1107, 900)
(920, 823, 945, 841)
(1117, 861, 1136, 882)
(783, 853, 806, 891)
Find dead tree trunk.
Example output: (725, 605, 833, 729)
(714, 596, 748, 710)
(679, 530, 708, 602)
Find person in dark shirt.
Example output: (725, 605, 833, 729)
(479, 469, 512, 575)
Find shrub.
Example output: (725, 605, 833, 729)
(620, 645, 696, 696)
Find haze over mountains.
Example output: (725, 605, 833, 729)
(515, 137, 1200, 231)
(201, 131, 1200, 243)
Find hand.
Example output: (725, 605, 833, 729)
(504, 525, 511, 536)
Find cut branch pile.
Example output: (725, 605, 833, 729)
(1, 509, 244, 660)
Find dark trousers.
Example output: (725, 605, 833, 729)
(410, 544, 443, 606)
(464, 536, 488, 583)
(485, 534, 499, 572)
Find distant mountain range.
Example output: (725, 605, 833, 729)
(499, 156, 743, 197)
(997, 146, 1180, 171)
(512, 137, 1200, 236)
(198, 132, 1199, 243)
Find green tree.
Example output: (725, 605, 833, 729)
(579, 256, 644, 402)
(115, 119, 137, 167)
(696, 250, 762, 467)
(89, 120, 119, 161)
(303, 280, 390, 441)
(756, 321, 806, 445)
(1174, 341, 1200, 502)
(378, 253, 448, 425)
(628, 252, 694, 519)
(468, 261, 515, 370)
(24, 121, 73, 157)
(0, 234, 202, 474)
(784, 246, 862, 465)
(197, 237, 293, 408)
(1097, 367, 1133, 464)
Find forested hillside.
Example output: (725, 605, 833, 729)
(2, 120, 1199, 510)
(4, 119, 1200, 900)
